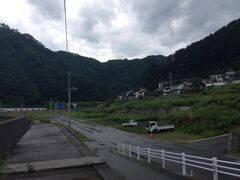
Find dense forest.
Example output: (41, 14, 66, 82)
(143, 19, 240, 89)
(0, 18, 240, 106)
(0, 23, 166, 105)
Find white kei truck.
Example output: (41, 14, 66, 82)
(122, 119, 138, 127)
(146, 121, 175, 133)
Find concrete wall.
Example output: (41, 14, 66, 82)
(228, 129, 240, 152)
(0, 117, 31, 157)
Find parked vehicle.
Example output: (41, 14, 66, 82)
(122, 119, 138, 127)
(146, 121, 174, 133)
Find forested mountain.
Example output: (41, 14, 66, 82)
(0, 18, 240, 106)
(0, 23, 166, 105)
(143, 19, 240, 89)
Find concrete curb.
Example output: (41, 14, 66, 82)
(187, 134, 230, 143)
(2, 157, 105, 175)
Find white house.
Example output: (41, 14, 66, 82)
(163, 84, 185, 95)
(117, 88, 146, 100)
(209, 74, 224, 82)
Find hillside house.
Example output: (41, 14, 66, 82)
(163, 84, 185, 95)
(209, 74, 224, 82)
(134, 88, 145, 98)
(117, 88, 146, 100)
(204, 71, 239, 88)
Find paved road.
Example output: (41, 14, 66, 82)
(183, 135, 230, 158)
(54, 114, 229, 158)
(54, 115, 191, 180)
(54, 114, 239, 180)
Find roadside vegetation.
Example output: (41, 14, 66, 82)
(69, 84, 240, 142)
(51, 121, 89, 142)
(26, 111, 50, 122)
(0, 111, 50, 122)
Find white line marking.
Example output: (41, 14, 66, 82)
(187, 134, 230, 143)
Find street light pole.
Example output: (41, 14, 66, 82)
(63, 0, 71, 128)
(63, 0, 68, 52)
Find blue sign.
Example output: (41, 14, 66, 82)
(56, 102, 64, 109)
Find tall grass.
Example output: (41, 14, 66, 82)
(72, 84, 240, 137)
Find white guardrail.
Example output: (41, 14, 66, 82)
(116, 144, 240, 180)
(0, 108, 47, 112)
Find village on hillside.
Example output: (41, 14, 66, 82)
(117, 70, 240, 100)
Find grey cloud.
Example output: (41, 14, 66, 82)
(112, 39, 145, 58)
(71, 0, 116, 43)
(173, 0, 240, 43)
(25, 0, 240, 60)
(122, 0, 240, 51)
(26, 0, 63, 20)
(126, 0, 184, 34)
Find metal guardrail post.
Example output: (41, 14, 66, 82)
(182, 152, 186, 176)
(213, 157, 218, 180)
(162, 150, 165, 168)
(129, 145, 131, 157)
(137, 146, 140, 160)
(122, 144, 125, 155)
(117, 144, 120, 154)
(148, 147, 151, 163)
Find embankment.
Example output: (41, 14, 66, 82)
(0, 117, 30, 157)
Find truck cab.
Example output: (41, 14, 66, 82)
(146, 121, 175, 133)
(146, 121, 158, 132)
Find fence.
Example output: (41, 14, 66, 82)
(0, 108, 46, 112)
(116, 144, 240, 180)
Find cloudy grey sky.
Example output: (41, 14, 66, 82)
(0, 0, 240, 62)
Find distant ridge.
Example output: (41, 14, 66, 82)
(142, 18, 240, 89)
(0, 18, 240, 105)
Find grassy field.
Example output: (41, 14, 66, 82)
(68, 111, 203, 143)
(68, 84, 240, 142)
(26, 111, 50, 121)
(0, 111, 50, 122)
(2, 84, 239, 144)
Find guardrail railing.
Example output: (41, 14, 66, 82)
(116, 144, 240, 180)
(0, 108, 46, 112)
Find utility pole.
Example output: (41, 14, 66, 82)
(67, 71, 71, 128)
(67, 72, 77, 128)
(50, 98, 52, 121)
(21, 99, 24, 112)
(169, 72, 172, 95)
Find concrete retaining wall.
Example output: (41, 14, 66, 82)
(0, 116, 31, 157)
(228, 129, 240, 152)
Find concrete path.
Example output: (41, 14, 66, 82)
(1, 122, 121, 180)
(7, 123, 84, 164)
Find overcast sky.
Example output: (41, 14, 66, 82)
(0, 0, 240, 62)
